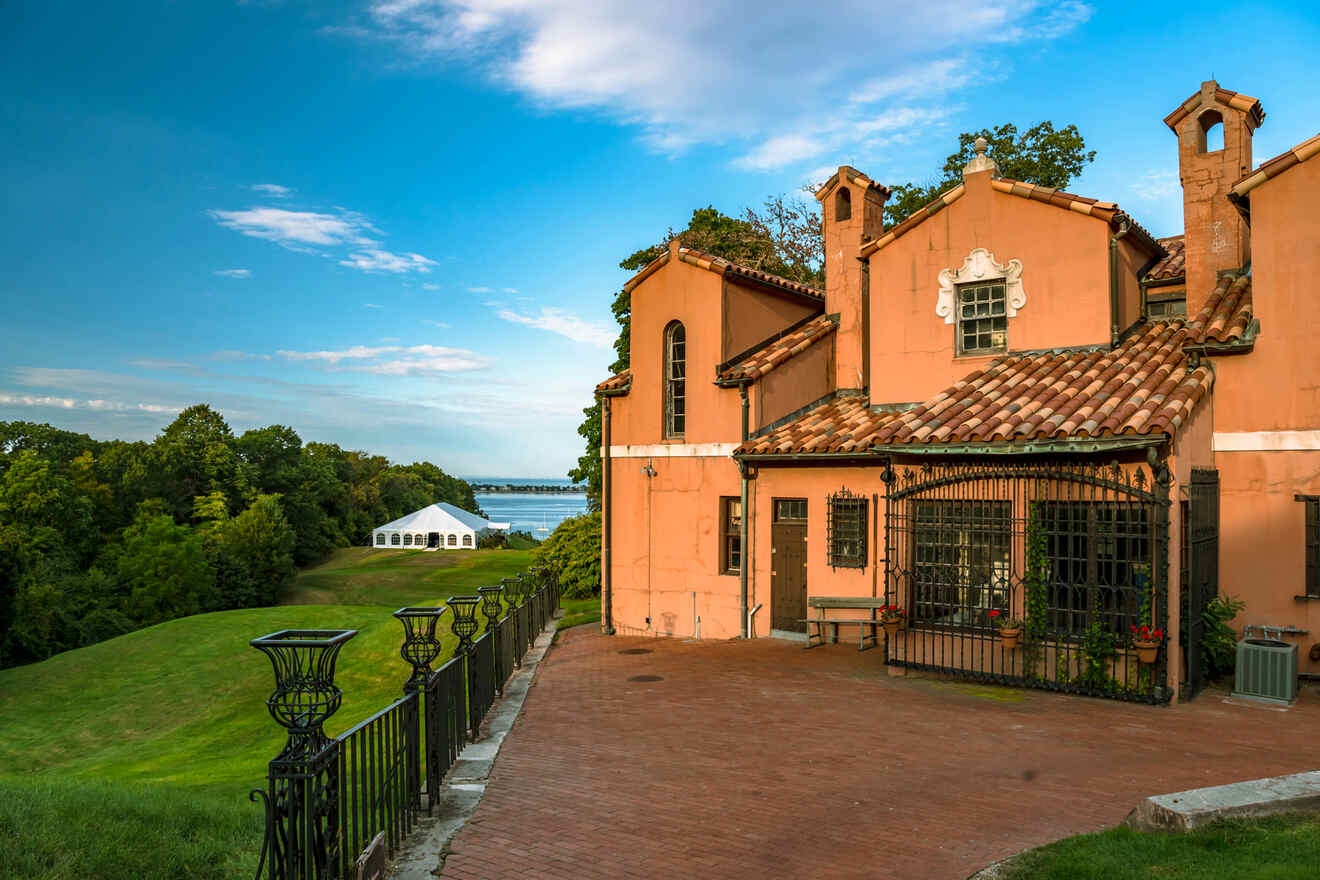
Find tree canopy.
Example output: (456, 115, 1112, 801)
(0, 406, 480, 667)
(884, 122, 1096, 228)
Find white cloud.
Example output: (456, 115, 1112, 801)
(360, 346, 491, 375)
(425, 320, 451, 328)
(466, 286, 491, 293)
(501, 287, 518, 293)
(339, 249, 437, 273)
(85, 399, 179, 414)
(211, 350, 272, 361)
(422, 283, 443, 290)
(495, 306, 614, 348)
(349, 1, 1091, 170)
(209, 206, 377, 247)
(214, 268, 252, 278)
(364, 303, 384, 309)
(0, 393, 75, 408)
(278, 345, 402, 363)
(251, 183, 293, 197)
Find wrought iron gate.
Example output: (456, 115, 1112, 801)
(1183, 467, 1219, 699)
(882, 459, 1172, 703)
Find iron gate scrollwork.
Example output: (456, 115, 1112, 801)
(882, 458, 1172, 704)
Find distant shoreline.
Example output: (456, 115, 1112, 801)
(472, 484, 588, 495)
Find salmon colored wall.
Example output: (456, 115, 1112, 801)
(607, 455, 744, 639)
(821, 174, 886, 391)
(755, 337, 833, 430)
(722, 278, 820, 363)
(1115, 237, 1148, 336)
(1215, 453, 1320, 673)
(747, 466, 884, 638)
(868, 171, 1112, 405)
(614, 256, 742, 445)
(1166, 396, 1214, 698)
(1210, 159, 1320, 671)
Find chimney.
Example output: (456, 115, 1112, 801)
(1165, 81, 1264, 315)
(817, 166, 887, 391)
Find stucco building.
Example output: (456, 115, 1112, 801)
(595, 81, 1319, 704)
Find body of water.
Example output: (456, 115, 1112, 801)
(471, 478, 589, 536)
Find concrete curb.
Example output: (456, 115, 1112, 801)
(389, 616, 561, 879)
(1125, 770, 1320, 831)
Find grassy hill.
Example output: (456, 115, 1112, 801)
(0, 547, 534, 880)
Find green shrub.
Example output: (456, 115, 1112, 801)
(1202, 594, 1247, 680)
(532, 512, 600, 599)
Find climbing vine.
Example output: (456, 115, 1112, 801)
(1021, 503, 1049, 679)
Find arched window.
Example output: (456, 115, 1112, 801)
(403, 534, 412, 546)
(391, 533, 401, 546)
(447, 534, 457, 546)
(834, 186, 851, 221)
(463, 534, 473, 547)
(663, 321, 686, 439)
(1198, 110, 1224, 153)
(375, 533, 385, 546)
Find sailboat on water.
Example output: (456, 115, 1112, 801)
(535, 512, 550, 537)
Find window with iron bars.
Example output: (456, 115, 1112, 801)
(1037, 502, 1150, 636)
(1302, 495, 1319, 598)
(827, 489, 867, 569)
(911, 500, 1011, 627)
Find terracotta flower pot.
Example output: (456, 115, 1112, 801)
(1133, 640, 1160, 664)
(882, 618, 901, 639)
(998, 627, 1021, 650)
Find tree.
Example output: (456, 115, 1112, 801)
(570, 200, 824, 507)
(205, 494, 296, 609)
(115, 513, 214, 626)
(155, 405, 244, 522)
(885, 122, 1096, 228)
(532, 512, 601, 599)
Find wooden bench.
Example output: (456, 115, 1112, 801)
(803, 596, 890, 651)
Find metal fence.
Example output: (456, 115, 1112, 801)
(249, 568, 562, 880)
(881, 458, 1173, 704)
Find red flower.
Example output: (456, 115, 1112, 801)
(989, 609, 1001, 618)
(1153, 629, 1164, 639)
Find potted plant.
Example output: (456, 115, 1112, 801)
(880, 605, 905, 639)
(989, 610, 1024, 649)
(1129, 624, 1164, 664)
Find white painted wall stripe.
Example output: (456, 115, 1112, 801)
(1213, 431, 1320, 451)
(605, 442, 738, 458)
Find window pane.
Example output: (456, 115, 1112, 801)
(957, 282, 1008, 354)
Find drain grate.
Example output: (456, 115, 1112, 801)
(627, 674, 663, 682)
(618, 648, 653, 655)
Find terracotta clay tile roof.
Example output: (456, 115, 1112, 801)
(621, 246, 824, 300)
(815, 165, 892, 199)
(1231, 131, 1320, 198)
(1164, 86, 1265, 132)
(860, 177, 1163, 257)
(718, 315, 837, 383)
(737, 396, 898, 456)
(873, 322, 1210, 446)
(1188, 274, 1253, 344)
(595, 368, 632, 395)
(1146, 236, 1185, 281)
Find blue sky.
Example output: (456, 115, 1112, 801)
(3, 1, 1318, 478)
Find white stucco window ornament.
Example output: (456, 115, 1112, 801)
(936, 248, 1026, 324)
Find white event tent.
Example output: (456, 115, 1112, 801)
(371, 502, 510, 551)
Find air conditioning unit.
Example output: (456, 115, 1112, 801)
(1233, 637, 1298, 705)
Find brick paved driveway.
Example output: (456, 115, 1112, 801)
(437, 629, 1319, 880)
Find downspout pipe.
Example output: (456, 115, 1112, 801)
(738, 383, 751, 638)
(1109, 219, 1132, 347)
(600, 394, 615, 635)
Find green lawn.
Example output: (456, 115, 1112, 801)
(0, 547, 540, 880)
(286, 546, 533, 607)
(998, 814, 1320, 879)
(558, 595, 602, 630)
